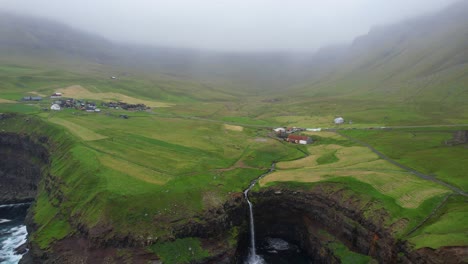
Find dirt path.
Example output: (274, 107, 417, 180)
(335, 131, 468, 197)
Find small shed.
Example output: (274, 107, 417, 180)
(50, 104, 61, 111)
(334, 117, 344, 124)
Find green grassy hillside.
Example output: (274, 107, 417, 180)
(0, 2, 467, 262)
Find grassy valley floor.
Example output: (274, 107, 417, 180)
(0, 62, 467, 263)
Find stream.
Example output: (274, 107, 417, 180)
(242, 163, 311, 264)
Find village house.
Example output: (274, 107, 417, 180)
(22, 96, 42, 101)
(50, 104, 61, 111)
(286, 134, 313, 145)
(273, 127, 286, 133)
(102, 101, 149, 111)
(50, 92, 62, 99)
(334, 117, 344, 124)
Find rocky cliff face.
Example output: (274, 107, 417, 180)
(248, 186, 467, 264)
(20, 178, 466, 264)
(250, 186, 393, 262)
(0, 132, 49, 204)
(18, 193, 247, 264)
(2, 127, 465, 263)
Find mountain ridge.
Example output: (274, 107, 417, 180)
(0, 1, 467, 104)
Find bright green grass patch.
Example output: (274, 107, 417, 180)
(0, 92, 25, 100)
(341, 129, 468, 190)
(34, 219, 71, 249)
(311, 135, 356, 147)
(262, 141, 450, 209)
(329, 241, 375, 264)
(149, 237, 210, 264)
(316, 150, 339, 165)
(221, 116, 272, 126)
(407, 196, 468, 249)
(0, 103, 39, 113)
(32, 193, 72, 249)
(0, 65, 39, 74)
(48, 117, 107, 141)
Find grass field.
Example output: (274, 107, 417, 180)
(1, 59, 467, 260)
(262, 135, 451, 209)
(341, 129, 468, 191)
(0, 98, 16, 103)
(406, 196, 468, 249)
(2, 110, 306, 244)
(260, 131, 466, 248)
(48, 117, 108, 141)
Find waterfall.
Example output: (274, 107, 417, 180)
(244, 190, 262, 263)
(243, 163, 275, 264)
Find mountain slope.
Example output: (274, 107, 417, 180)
(1, 1, 467, 110)
(293, 0, 468, 106)
(0, 12, 115, 62)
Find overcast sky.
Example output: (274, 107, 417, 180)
(0, 0, 460, 51)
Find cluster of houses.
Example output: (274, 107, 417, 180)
(273, 127, 313, 145)
(49, 97, 100, 112)
(101, 101, 149, 111)
(20, 92, 149, 113)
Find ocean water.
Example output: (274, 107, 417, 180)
(0, 203, 29, 264)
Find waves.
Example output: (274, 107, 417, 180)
(0, 225, 28, 264)
(0, 203, 30, 264)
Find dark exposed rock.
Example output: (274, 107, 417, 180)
(0, 132, 49, 204)
(248, 186, 468, 264)
(2, 128, 466, 263)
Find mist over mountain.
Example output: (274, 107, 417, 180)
(292, 0, 468, 104)
(0, 12, 114, 62)
(0, 0, 467, 100)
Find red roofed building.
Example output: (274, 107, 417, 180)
(287, 134, 313, 144)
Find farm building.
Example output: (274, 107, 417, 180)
(273, 127, 286, 133)
(50, 104, 61, 111)
(286, 134, 313, 144)
(22, 96, 42, 101)
(50, 92, 62, 99)
(334, 117, 344, 124)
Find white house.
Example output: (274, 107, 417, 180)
(273, 127, 286, 133)
(50, 104, 61, 111)
(306, 128, 321, 132)
(334, 117, 344, 124)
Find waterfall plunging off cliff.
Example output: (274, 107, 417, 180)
(244, 189, 264, 264)
(243, 163, 276, 264)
